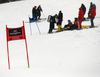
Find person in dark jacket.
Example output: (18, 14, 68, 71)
(78, 7, 84, 29)
(90, 6, 96, 27)
(32, 6, 37, 20)
(70, 18, 79, 30)
(88, 2, 93, 18)
(88, 2, 96, 19)
(37, 5, 43, 19)
(81, 4, 86, 15)
(48, 15, 55, 33)
(57, 11, 63, 31)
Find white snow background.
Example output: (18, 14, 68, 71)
(0, 0, 100, 77)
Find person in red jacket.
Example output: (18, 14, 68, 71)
(78, 7, 84, 29)
(90, 6, 96, 27)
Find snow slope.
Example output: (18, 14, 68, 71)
(0, 0, 100, 77)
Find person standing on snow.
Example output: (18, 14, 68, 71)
(87, 2, 96, 18)
(81, 4, 86, 15)
(81, 4, 86, 21)
(78, 7, 84, 29)
(48, 15, 55, 33)
(57, 11, 63, 31)
(90, 6, 96, 28)
(32, 6, 37, 20)
(87, 2, 93, 18)
(37, 5, 43, 19)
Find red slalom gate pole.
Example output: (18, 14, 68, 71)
(23, 21, 30, 68)
(25, 38, 30, 68)
(6, 25, 10, 69)
(7, 42, 10, 69)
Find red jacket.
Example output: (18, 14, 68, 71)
(90, 6, 96, 17)
(78, 7, 84, 19)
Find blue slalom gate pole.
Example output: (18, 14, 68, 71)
(34, 20, 41, 34)
(29, 22, 32, 35)
(28, 15, 32, 35)
(33, 17, 41, 34)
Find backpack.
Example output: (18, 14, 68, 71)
(47, 15, 52, 22)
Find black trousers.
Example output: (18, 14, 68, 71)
(90, 17, 94, 27)
(48, 23, 54, 33)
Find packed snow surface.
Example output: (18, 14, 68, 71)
(0, 0, 100, 77)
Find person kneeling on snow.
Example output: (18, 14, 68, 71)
(63, 20, 73, 30)
(63, 18, 79, 30)
(70, 18, 79, 30)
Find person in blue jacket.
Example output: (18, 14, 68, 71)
(63, 20, 73, 30)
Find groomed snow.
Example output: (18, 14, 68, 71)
(0, 0, 100, 77)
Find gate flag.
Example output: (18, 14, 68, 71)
(6, 21, 30, 69)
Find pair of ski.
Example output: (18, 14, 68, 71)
(52, 25, 98, 33)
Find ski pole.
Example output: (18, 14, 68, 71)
(42, 11, 46, 19)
